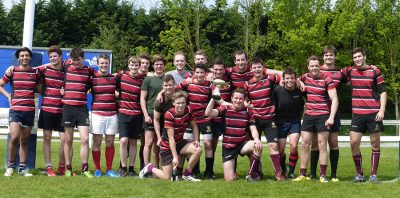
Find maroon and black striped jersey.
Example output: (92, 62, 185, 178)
(177, 80, 212, 124)
(116, 71, 145, 116)
(225, 65, 252, 89)
(300, 73, 335, 116)
(63, 64, 94, 106)
(91, 72, 117, 116)
(160, 106, 195, 150)
(37, 64, 64, 113)
(320, 66, 347, 90)
(217, 105, 254, 149)
(2, 66, 40, 112)
(244, 75, 280, 120)
(345, 65, 385, 114)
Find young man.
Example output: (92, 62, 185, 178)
(309, 46, 346, 181)
(194, 50, 208, 65)
(139, 91, 202, 182)
(346, 47, 386, 183)
(140, 55, 166, 168)
(243, 58, 284, 180)
(37, 46, 66, 176)
(294, 55, 338, 183)
(205, 88, 263, 182)
(273, 67, 304, 179)
(62, 48, 94, 178)
(165, 52, 191, 84)
(116, 56, 148, 176)
(90, 54, 119, 178)
(1, 47, 40, 177)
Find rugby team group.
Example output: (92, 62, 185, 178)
(0, 45, 386, 183)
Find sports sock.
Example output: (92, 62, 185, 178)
(371, 149, 380, 175)
(7, 161, 15, 169)
(205, 157, 214, 175)
(105, 147, 115, 172)
(280, 154, 286, 174)
(57, 163, 65, 174)
(248, 153, 261, 176)
(320, 164, 327, 177)
(192, 161, 200, 175)
(310, 150, 319, 176)
(289, 151, 299, 175)
(270, 154, 282, 174)
(82, 163, 88, 172)
(66, 164, 72, 171)
(234, 158, 238, 173)
(184, 169, 192, 176)
(330, 149, 339, 178)
(139, 144, 144, 170)
(122, 166, 127, 172)
(352, 153, 363, 176)
(129, 166, 134, 172)
(92, 150, 101, 170)
(18, 162, 26, 172)
(46, 163, 52, 169)
(300, 168, 307, 176)
(147, 164, 153, 174)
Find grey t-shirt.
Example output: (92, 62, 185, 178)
(165, 70, 190, 84)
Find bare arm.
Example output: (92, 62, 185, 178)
(153, 110, 162, 146)
(327, 88, 339, 127)
(376, 92, 387, 122)
(205, 99, 219, 118)
(140, 90, 152, 124)
(190, 120, 200, 147)
(265, 68, 282, 77)
(0, 79, 10, 105)
(249, 125, 262, 151)
(167, 128, 179, 167)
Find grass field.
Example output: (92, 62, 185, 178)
(0, 139, 400, 197)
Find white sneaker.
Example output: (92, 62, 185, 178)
(19, 170, 33, 177)
(139, 163, 152, 179)
(4, 168, 14, 177)
(182, 175, 201, 182)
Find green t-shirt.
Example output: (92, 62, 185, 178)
(141, 75, 163, 115)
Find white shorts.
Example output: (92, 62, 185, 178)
(90, 113, 118, 135)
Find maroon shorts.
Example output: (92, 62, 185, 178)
(160, 140, 190, 166)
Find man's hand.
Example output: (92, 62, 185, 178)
(325, 117, 334, 129)
(253, 139, 262, 151)
(193, 140, 200, 148)
(375, 110, 384, 122)
(157, 138, 161, 146)
(145, 115, 152, 124)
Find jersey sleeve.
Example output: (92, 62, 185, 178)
(216, 105, 227, 117)
(141, 76, 151, 91)
(1, 66, 14, 83)
(374, 68, 386, 93)
(164, 111, 174, 129)
(248, 109, 255, 126)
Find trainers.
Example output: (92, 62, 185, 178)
(57, 166, 65, 176)
(65, 170, 72, 177)
(46, 168, 56, 177)
(4, 168, 14, 177)
(128, 170, 137, 177)
(18, 170, 33, 177)
(369, 175, 379, 183)
(275, 172, 286, 181)
(204, 172, 217, 180)
(320, 176, 329, 183)
(352, 174, 366, 183)
(182, 175, 201, 182)
(139, 163, 152, 179)
(94, 169, 102, 177)
(82, 171, 94, 179)
(106, 170, 120, 178)
(331, 177, 340, 182)
(117, 168, 128, 177)
(292, 175, 311, 182)
(245, 175, 260, 182)
(309, 174, 318, 180)
(287, 173, 294, 179)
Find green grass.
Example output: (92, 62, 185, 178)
(0, 139, 400, 197)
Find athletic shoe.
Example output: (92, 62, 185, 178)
(309, 174, 318, 180)
(275, 172, 286, 181)
(139, 163, 152, 179)
(57, 166, 65, 176)
(292, 175, 311, 182)
(4, 168, 14, 177)
(320, 176, 329, 183)
(18, 170, 33, 177)
(128, 170, 137, 177)
(369, 175, 379, 183)
(204, 172, 217, 180)
(117, 168, 128, 177)
(82, 171, 94, 179)
(65, 170, 72, 177)
(94, 169, 102, 177)
(46, 168, 56, 177)
(287, 173, 294, 179)
(176, 175, 183, 181)
(245, 175, 260, 182)
(352, 174, 366, 183)
(182, 175, 201, 182)
(106, 170, 120, 178)
(331, 177, 340, 182)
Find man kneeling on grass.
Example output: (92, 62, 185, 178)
(205, 88, 263, 182)
(139, 91, 202, 181)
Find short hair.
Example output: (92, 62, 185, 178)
(232, 88, 247, 98)
(234, 50, 247, 60)
(212, 58, 225, 68)
(70, 48, 84, 59)
(97, 54, 110, 64)
(351, 47, 366, 56)
(250, 57, 264, 67)
(307, 55, 320, 65)
(194, 64, 207, 72)
(128, 56, 139, 64)
(152, 54, 166, 65)
(174, 51, 186, 60)
(194, 50, 206, 57)
(162, 74, 175, 84)
(283, 67, 296, 78)
(138, 54, 150, 61)
(15, 47, 32, 59)
(48, 45, 62, 56)
(323, 46, 337, 56)
(173, 90, 188, 101)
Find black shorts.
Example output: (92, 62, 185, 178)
(198, 122, 212, 135)
(38, 110, 64, 132)
(118, 113, 143, 139)
(62, 105, 89, 128)
(351, 113, 383, 134)
(330, 112, 341, 133)
(277, 120, 301, 139)
(301, 114, 330, 133)
(222, 142, 247, 163)
(160, 140, 190, 166)
(9, 110, 35, 127)
(255, 118, 278, 143)
(211, 121, 225, 137)
(143, 114, 155, 132)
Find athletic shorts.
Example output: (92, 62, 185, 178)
(277, 121, 301, 139)
(38, 110, 64, 132)
(255, 118, 278, 143)
(198, 123, 213, 139)
(301, 114, 330, 133)
(142, 114, 155, 132)
(211, 121, 225, 137)
(222, 141, 247, 163)
(62, 105, 89, 128)
(91, 113, 118, 135)
(9, 110, 35, 127)
(118, 113, 143, 139)
(351, 113, 384, 134)
(330, 112, 341, 133)
(160, 140, 190, 166)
